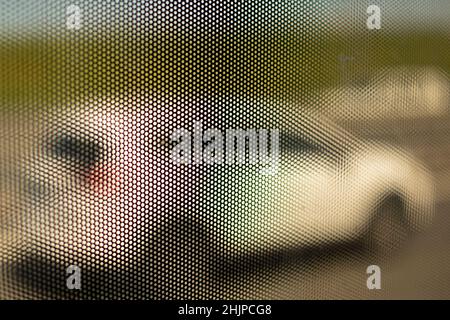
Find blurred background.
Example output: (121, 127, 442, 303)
(1, 0, 450, 299)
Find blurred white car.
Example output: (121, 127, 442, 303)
(1, 96, 433, 265)
(321, 67, 450, 122)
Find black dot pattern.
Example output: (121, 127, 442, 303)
(0, 1, 448, 299)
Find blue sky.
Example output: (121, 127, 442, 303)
(0, 0, 449, 36)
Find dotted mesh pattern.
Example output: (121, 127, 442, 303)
(0, 1, 449, 299)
